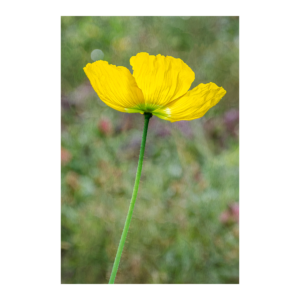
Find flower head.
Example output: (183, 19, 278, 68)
(83, 52, 226, 122)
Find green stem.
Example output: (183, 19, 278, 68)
(109, 113, 152, 284)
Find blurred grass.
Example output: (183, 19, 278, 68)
(61, 16, 239, 284)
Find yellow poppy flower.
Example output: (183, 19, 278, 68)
(83, 52, 226, 122)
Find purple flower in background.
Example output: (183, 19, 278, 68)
(175, 121, 193, 138)
(220, 202, 239, 224)
(224, 108, 239, 135)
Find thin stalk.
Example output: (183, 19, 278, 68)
(109, 112, 152, 284)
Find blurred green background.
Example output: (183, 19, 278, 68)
(61, 16, 239, 284)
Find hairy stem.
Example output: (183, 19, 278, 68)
(109, 113, 152, 284)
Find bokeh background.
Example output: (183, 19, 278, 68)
(61, 16, 239, 284)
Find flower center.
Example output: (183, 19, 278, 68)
(125, 104, 171, 119)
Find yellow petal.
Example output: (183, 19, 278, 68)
(130, 53, 195, 109)
(155, 82, 226, 122)
(83, 61, 145, 113)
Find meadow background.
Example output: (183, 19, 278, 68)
(61, 16, 239, 284)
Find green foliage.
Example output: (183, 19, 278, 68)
(61, 16, 239, 284)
